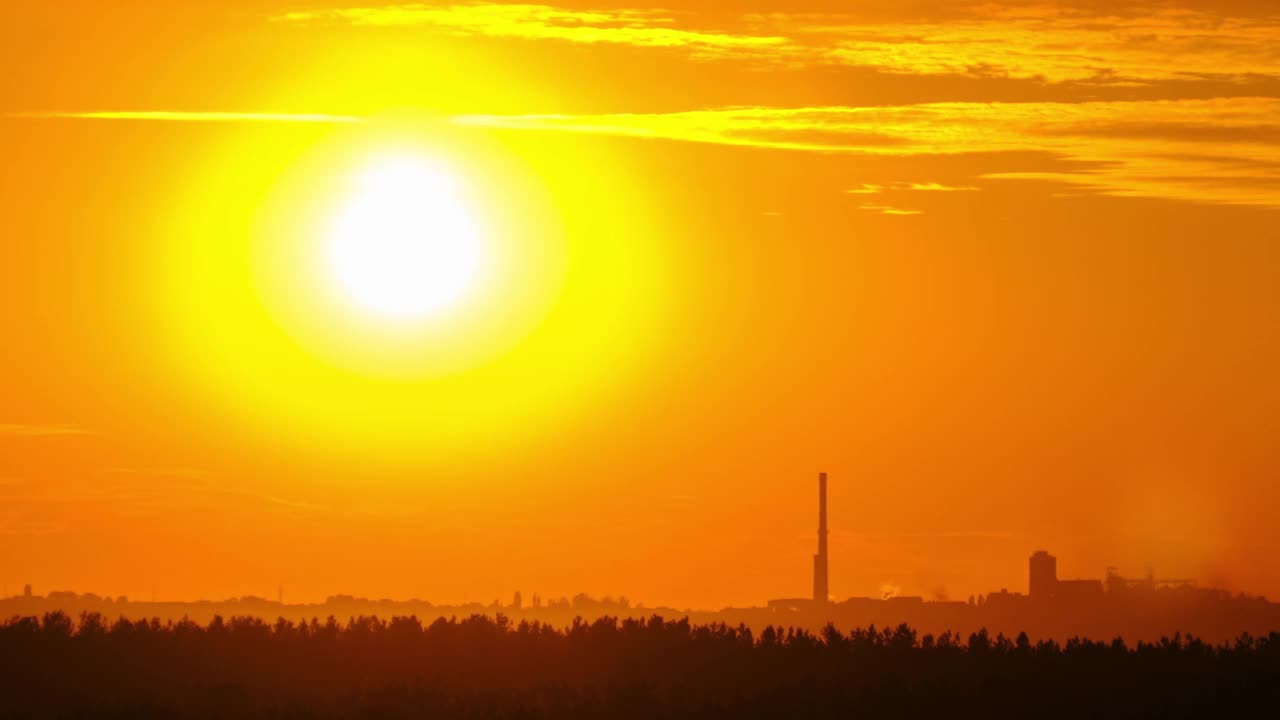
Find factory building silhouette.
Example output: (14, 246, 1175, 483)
(1030, 549, 1198, 600)
(769, 472, 832, 611)
(761, 472, 1260, 641)
(813, 472, 829, 604)
(1029, 549, 1104, 600)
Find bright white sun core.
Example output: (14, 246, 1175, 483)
(327, 156, 484, 320)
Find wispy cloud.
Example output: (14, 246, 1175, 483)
(803, 7, 1280, 84)
(907, 182, 979, 192)
(0, 423, 91, 437)
(458, 97, 1280, 208)
(846, 184, 883, 195)
(0, 469, 323, 530)
(275, 3, 788, 58)
(100, 470, 324, 515)
(848, 182, 978, 195)
(273, 3, 1280, 84)
(105, 467, 206, 480)
(17, 94, 1279, 208)
(452, 108, 908, 153)
(5, 111, 361, 123)
(860, 204, 924, 216)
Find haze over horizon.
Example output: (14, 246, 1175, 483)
(3, 0, 1280, 610)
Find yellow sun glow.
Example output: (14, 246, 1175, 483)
(155, 119, 668, 464)
(328, 157, 484, 319)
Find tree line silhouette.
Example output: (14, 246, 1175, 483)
(3, 612, 1277, 718)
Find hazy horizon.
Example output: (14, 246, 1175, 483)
(4, 0, 1280, 611)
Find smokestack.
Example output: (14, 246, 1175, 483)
(813, 472, 829, 603)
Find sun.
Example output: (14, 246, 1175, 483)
(328, 156, 484, 319)
(160, 123, 663, 458)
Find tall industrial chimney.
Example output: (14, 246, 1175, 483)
(813, 472, 829, 603)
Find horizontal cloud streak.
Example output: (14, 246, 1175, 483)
(0, 423, 91, 437)
(276, 3, 787, 58)
(860, 204, 924, 216)
(457, 97, 1280, 208)
(5, 111, 361, 123)
(849, 182, 979, 194)
(17, 97, 1280, 207)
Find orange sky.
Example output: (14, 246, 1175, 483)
(2, 0, 1279, 608)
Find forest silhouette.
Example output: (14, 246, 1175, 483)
(3, 611, 1277, 718)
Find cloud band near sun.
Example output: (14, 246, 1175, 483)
(275, 3, 787, 58)
(5, 111, 361, 123)
(273, 2, 1280, 84)
(456, 97, 1280, 208)
(14, 96, 1279, 209)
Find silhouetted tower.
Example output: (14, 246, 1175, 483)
(1029, 550, 1058, 599)
(813, 472, 829, 603)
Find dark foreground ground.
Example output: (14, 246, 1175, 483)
(3, 613, 1278, 718)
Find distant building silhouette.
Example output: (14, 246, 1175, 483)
(1029, 550, 1057, 599)
(23, 584, 31, 599)
(813, 472, 829, 603)
(4, 539, 1278, 646)
(1028, 551, 1111, 601)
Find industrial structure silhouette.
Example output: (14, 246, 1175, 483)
(813, 471, 829, 604)
(4, 471, 1278, 643)
(756, 472, 1278, 641)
